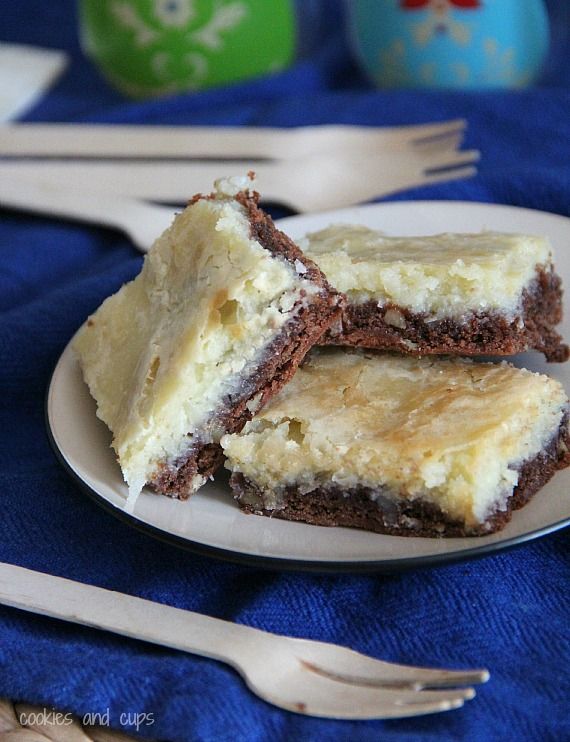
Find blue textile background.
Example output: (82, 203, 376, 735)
(1, 2, 569, 740)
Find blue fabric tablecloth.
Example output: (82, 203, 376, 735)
(1, 2, 569, 740)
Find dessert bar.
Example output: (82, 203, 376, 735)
(302, 226, 568, 362)
(74, 178, 341, 507)
(223, 348, 570, 536)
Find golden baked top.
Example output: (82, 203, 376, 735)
(302, 225, 552, 318)
(222, 348, 568, 527)
(74, 178, 317, 505)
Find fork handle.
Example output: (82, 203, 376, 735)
(0, 562, 257, 666)
(0, 172, 171, 236)
(0, 161, 291, 209)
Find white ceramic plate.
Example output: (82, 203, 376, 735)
(47, 201, 570, 572)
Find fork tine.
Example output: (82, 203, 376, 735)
(423, 148, 481, 171)
(413, 131, 464, 153)
(421, 165, 478, 187)
(296, 641, 489, 689)
(409, 118, 467, 143)
(253, 667, 475, 720)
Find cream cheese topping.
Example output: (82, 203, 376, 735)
(301, 226, 552, 319)
(74, 189, 317, 503)
(222, 349, 568, 528)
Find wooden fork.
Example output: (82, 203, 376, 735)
(0, 119, 470, 160)
(0, 143, 478, 214)
(0, 563, 489, 720)
(0, 142, 478, 254)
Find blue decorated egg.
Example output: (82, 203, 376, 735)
(347, 0, 550, 89)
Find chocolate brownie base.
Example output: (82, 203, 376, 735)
(149, 190, 342, 499)
(321, 267, 569, 363)
(232, 418, 570, 537)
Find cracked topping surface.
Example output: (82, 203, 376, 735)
(222, 348, 568, 527)
(74, 185, 319, 501)
(302, 225, 553, 319)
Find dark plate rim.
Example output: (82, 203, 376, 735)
(45, 360, 570, 574)
(46, 201, 570, 573)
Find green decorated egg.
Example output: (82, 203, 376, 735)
(79, 0, 296, 98)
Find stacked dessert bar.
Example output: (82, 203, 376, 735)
(75, 177, 342, 510)
(302, 225, 568, 362)
(75, 178, 570, 536)
(223, 221, 570, 536)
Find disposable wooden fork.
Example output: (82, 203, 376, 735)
(0, 563, 489, 720)
(0, 143, 478, 213)
(0, 119, 469, 160)
(0, 140, 478, 254)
